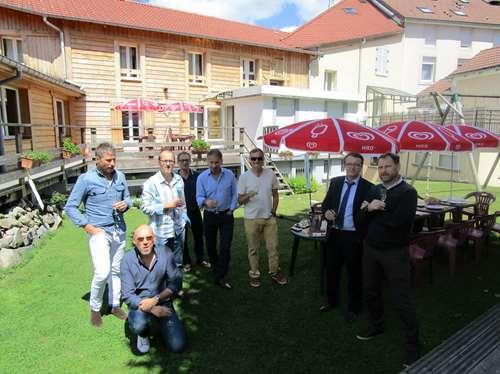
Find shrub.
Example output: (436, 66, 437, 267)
(62, 138, 81, 155)
(286, 176, 319, 194)
(21, 150, 53, 164)
(191, 139, 210, 152)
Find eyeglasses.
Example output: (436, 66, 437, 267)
(160, 159, 175, 164)
(345, 163, 362, 168)
(136, 235, 153, 243)
(250, 157, 264, 161)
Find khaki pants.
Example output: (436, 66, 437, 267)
(244, 217, 279, 278)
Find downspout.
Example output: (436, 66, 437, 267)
(357, 38, 366, 94)
(0, 67, 22, 172)
(43, 16, 67, 79)
(308, 47, 321, 87)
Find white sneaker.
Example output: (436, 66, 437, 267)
(136, 335, 150, 354)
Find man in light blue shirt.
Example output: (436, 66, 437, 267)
(196, 149, 237, 289)
(65, 142, 131, 327)
(141, 150, 187, 291)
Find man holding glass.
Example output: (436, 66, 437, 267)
(65, 142, 131, 327)
(238, 148, 287, 288)
(320, 153, 373, 322)
(141, 150, 187, 291)
(356, 153, 420, 367)
(196, 149, 237, 289)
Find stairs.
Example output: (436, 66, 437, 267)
(242, 154, 293, 195)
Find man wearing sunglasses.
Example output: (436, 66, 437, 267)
(238, 148, 287, 288)
(141, 150, 187, 291)
(121, 224, 186, 355)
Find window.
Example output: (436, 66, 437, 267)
(343, 7, 358, 15)
(188, 53, 205, 84)
(452, 10, 467, 16)
(189, 111, 204, 130)
(417, 7, 433, 13)
(0, 87, 20, 137)
(269, 79, 284, 86)
(119, 45, 139, 78)
(438, 153, 459, 171)
(121, 111, 140, 141)
(414, 152, 432, 165)
(424, 29, 436, 46)
(495, 33, 500, 47)
(421, 56, 436, 82)
(2, 38, 23, 63)
(460, 30, 471, 48)
(375, 47, 389, 77)
(324, 70, 337, 91)
(241, 59, 256, 87)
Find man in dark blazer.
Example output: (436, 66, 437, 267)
(320, 152, 373, 322)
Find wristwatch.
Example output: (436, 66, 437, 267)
(154, 295, 160, 304)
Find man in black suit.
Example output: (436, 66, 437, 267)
(320, 153, 373, 322)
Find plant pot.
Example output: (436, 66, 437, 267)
(62, 150, 72, 159)
(20, 157, 33, 169)
(191, 149, 208, 160)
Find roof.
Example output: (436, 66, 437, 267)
(416, 78, 452, 96)
(377, 0, 500, 26)
(449, 47, 500, 76)
(0, 55, 84, 95)
(0, 0, 313, 54)
(367, 85, 416, 97)
(283, 0, 402, 48)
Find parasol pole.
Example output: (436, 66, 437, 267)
(449, 152, 454, 199)
(305, 153, 311, 206)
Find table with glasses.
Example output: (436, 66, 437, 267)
(416, 204, 456, 230)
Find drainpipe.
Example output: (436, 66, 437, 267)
(357, 38, 366, 95)
(0, 66, 21, 172)
(43, 16, 67, 79)
(308, 47, 321, 87)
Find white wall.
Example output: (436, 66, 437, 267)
(226, 96, 263, 142)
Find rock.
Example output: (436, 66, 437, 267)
(42, 213, 55, 228)
(19, 213, 34, 226)
(36, 225, 48, 238)
(21, 230, 32, 246)
(0, 248, 22, 268)
(0, 235, 12, 248)
(11, 206, 27, 218)
(0, 217, 17, 229)
(6, 227, 23, 248)
(50, 215, 62, 230)
(46, 205, 54, 213)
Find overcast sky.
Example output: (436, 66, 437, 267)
(147, 0, 336, 31)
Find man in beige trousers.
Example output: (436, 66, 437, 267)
(238, 148, 287, 288)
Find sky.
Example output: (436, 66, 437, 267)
(146, 0, 337, 32)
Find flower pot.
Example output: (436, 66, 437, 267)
(62, 150, 72, 159)
(191, 149, 208, 160)
(20, 157, 33, 169)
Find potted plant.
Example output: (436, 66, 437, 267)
(190, 139, 210, 159)
(62, 137, 81, 159)
(20, 150, 54, 169)
(278, 150, 294, 159)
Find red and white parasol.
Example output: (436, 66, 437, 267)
(260, 118, 399, 155)
(377, 120, 473, 152)
(445, 124, 499, 149)
(114, 98, 160, 111)
(158, 101, 203, 113)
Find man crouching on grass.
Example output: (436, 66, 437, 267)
(121, 224, 187, 354)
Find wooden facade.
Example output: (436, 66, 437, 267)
(0, 6, 311, 150)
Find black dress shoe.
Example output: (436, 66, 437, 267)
(344, 311, 358, 323)
(319, 304, 334, 312)
(215, 279, 232, 289)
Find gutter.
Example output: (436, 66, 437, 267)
(369, 0, 404, 26)
(43, 16, 67, 79)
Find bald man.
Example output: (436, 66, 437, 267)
(121, 225, 186, 354)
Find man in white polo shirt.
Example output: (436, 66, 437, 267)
(238, 148, 288, 288)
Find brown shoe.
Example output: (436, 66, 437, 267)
(90, 310, 102, 327)
(270, 272, 288, 286)
(111, 307, 128, 320)
(249, 277, 261, 288)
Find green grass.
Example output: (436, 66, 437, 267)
(0, 181, 499, 373)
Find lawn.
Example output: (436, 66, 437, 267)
(0, 181, 499, 373)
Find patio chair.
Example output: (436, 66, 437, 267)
(467, 214, 497, 263)
(462, 191, 496, 220)
(437, 220, 475, 276)
(492, 211, 500, 238)
(409, 229, 445, 286)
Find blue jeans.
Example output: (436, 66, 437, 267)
(128, 306, 187, 353)
(156, 230, 185, 290)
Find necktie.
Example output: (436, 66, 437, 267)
(336, 181, 354, 229)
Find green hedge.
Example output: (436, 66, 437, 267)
(286, 176, 319, 194)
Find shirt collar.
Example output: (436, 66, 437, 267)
(95, 167, 116, 180)
(134, 245, 158, 267)
(157, 171, 180, 186)
(208, 168, 224, 177)
(385, 176, 404, 190)
(344, 176, 360, 185)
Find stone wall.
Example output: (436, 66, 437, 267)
(0, 204, 62, 269)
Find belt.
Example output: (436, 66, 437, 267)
(206, 209, 230, 215)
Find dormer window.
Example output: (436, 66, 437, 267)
(343, 7, 357, 15)
(417, 7, 433, 13)
(452, 10, 467, 16)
